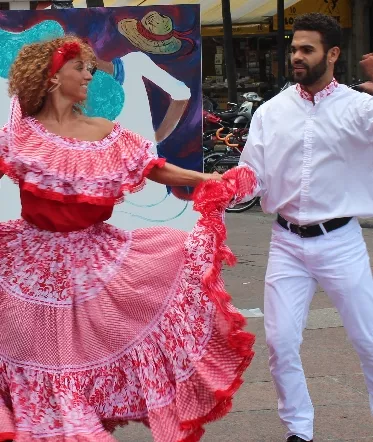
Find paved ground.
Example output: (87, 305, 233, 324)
(115, 208, 373, 442)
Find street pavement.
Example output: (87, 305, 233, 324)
(115, 208, 373, 442)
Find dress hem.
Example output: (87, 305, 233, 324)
(0, 173, 257, 441)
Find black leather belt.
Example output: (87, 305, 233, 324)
(277, 214, 352, 238)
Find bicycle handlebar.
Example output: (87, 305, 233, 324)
(216, 127, 227, 141)
(224, 133, 240, 148)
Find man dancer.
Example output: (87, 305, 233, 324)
(239, 12, 373, 442)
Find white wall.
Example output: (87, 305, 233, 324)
(9, 1, 30, 9)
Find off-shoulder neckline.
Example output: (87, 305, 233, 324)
(24, 116, 122, 148)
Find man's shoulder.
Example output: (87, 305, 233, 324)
(335, 84, 373, 108)
(257, 85, 296, 115)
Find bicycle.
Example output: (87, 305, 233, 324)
(205, 128, 260, 213)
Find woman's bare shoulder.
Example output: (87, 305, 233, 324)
(82, 116, 116, 138)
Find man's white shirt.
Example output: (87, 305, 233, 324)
(239, 79, 373, 225)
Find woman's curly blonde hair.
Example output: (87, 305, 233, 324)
(8, 35, 97, 116)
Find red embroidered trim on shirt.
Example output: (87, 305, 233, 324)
(296, 78, 339, 102)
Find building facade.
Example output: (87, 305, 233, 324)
(0, 0, 371, 85)
(352, 0, 373, 80)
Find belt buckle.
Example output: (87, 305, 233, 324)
(296, 225, 308, 238)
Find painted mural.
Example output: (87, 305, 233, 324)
(0, 5, 202, 230)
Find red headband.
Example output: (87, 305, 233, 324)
(49, 42, 81, 78)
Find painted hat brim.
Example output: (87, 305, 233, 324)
(118, 19, 182, 55)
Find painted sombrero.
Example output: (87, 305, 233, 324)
(118, 11, 195, 55)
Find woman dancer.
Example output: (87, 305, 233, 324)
(0, 36, 256, 441)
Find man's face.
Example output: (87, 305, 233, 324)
(291, 30, 328, 86)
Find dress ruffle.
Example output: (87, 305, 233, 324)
(0, 167, 256, 440)
(0, 118, 165, 206)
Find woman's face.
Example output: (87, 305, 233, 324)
(55, 57, 94, 102)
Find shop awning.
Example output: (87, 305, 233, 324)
(71, 0, 300, 26)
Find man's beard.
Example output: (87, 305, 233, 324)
(292, 54, 328, 86)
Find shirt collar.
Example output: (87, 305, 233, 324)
(296, 78, 339, 103)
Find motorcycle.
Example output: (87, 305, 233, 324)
(203, 91, 264, 135)
(232, 92, 263, 129)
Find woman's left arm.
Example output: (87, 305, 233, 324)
(148, 162, 220, 187)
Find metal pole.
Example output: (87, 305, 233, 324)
(277, 0, 285, 88)
(221, 0, 237, 103)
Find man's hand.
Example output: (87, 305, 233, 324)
(358, 81, 373, 95)
(360, 53, 373, 81)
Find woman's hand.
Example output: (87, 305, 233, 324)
(203, 172, 222, 182)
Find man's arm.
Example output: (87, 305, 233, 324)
(238, 110, 266, 199)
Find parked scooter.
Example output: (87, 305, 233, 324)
(232, 92, 263, 129)
(203, 91, 264, 136)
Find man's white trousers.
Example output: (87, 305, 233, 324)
(265, 218, 373, 440)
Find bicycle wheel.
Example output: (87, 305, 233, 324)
(203, 152, 225, 173)
(226, 197, 259, 213)
(208, 154, 239, 174)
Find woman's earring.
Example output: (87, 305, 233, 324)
(47, 82, 61, 93)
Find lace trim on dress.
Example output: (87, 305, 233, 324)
(0, 119, 166, 205)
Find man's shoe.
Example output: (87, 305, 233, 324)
(287, 437, 313, 442)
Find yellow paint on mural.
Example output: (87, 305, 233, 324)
(273, 0, 352, 30)
(202, 23, 270, 37)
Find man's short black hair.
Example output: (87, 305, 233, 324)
(293, 13, 342, 52)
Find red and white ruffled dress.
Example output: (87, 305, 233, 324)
(0, 101, 257, 441)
